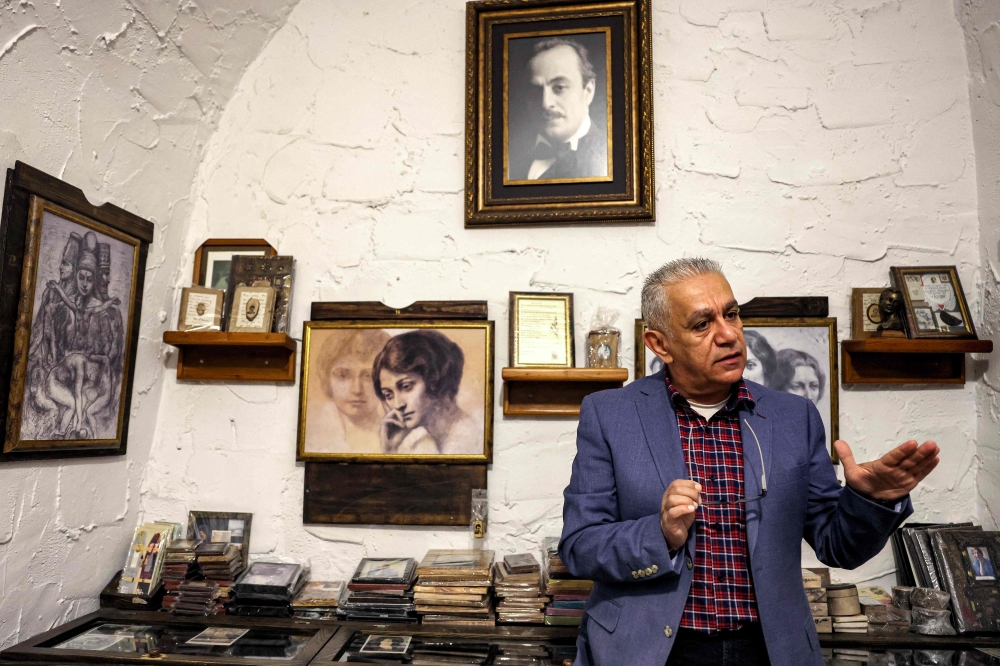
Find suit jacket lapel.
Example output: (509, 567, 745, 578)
(739, 385, 772, 559)
(634, 369, 686, 491)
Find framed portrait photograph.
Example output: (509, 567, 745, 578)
(967, 545, 997, 583)
(509, 292, 574, 368)
(890, 266, 976, 339)
(850, 288, 885, 340)
(635, 317, 839, 457)
(297, 320, 495, 463)
(464, 0, 654, 227)
(192, 238, 276, 292)
(186, 511, 253, 572)
(0, 162, 152, 461)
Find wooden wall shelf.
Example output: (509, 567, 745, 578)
(162, 331, 297, 383)
(501, 367, 629, 416)
(841, 338, 993, 385)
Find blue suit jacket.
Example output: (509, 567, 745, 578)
(559, 370, 912, 666)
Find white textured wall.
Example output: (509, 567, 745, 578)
(0, 0, 297, 647)
(959, 0, 1000, 529)
(139, 0, 985, 596)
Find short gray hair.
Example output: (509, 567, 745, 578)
(641, 258, 725, 334)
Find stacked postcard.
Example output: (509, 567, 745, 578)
(338, 558, 418, 623)
(166, 580, 221, 616)
(195, 542, 243, 613)
(117, 521, 179, 597)
(495, 553, 548, 624)
(291, 581, 345, 620)
(230, 562, 307, 618)
(414, 549, 496, 626)
(542, 537, 592, 627)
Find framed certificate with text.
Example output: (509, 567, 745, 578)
(509, 292, 574, 368)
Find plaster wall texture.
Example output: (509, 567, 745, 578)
(140, 0, 987, 597)
(0, 0, 296, 647)
(959, 0, 1000, 530)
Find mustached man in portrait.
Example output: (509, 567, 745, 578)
(507, 36, 609, 182)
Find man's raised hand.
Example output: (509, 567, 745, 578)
(661, 479, 700, 551)
(834, 439, 940, 502)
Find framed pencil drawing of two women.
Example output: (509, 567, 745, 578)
(297, 320, 494, 463)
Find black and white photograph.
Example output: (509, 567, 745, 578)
(239, 562, 301, 589)
(354, 558, 413, 582)
(635, 317, 839, 451)
(297, 321, 494, 463)
(968, 547, 996, 581)
(504, 29, 611, 185)
(464, 0, 654, 227)
(360, 635, 412, 656)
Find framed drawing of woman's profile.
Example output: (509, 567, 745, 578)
(0, 162, 152, 461)
(464, 0, 654, 227)
(297, 320, 495, 463)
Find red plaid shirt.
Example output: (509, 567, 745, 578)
(666, 377, 759, 632)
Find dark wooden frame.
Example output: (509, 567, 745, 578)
(192, 239, 276, 289)
(0, 162, 153, 462)
(890, 265, 977, 340)
(464, 0, 654, 227)
(508, 291, 575, 368)
(186, 511, 253, 573)
(0, 609, 336, 665)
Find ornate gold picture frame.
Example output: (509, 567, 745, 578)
(465, 0, 654, 227)
(297, 320, 495, 463)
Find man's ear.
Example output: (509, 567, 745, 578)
(583, 78, 596, 106)
(643, 329, 673, 365)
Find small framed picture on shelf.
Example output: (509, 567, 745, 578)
(192, 238, 276, 292)
(890, 266, 976, 339)
(850, 288, 885, 340)
(509, 292, 574, 368)
(187, 511, 252, 572)
(178, 286, 224, 332)
(228, 286, 275, 333)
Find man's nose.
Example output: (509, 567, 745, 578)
(716, 318, 739, 343)
(543, 85, 557, 109)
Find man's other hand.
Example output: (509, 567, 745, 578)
(661, 479, 701, 551)
(834, 439, 940, 502)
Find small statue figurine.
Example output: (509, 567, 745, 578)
(876, 288, 906, 337)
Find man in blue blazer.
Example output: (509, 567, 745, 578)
(559, 258, 940, 666)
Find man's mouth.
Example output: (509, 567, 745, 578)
(716, 352, 742, 365)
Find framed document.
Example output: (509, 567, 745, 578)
(228, 285, 275, 333)
(509, 292, 574, 367)
(178, 286, 224, 331)
(890, 266, 977, 339)
(850, 288, 885, 340)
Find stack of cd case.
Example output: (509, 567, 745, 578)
(230, 562, 307, 618)
(337, 558, 418, 623)
(495, 553, 548, 624)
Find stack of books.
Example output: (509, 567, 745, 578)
(802, 568, 830, 634)
(339, 558, 418, 623)
(160, 539, 202, 609)
(414, 549, 495, 626)
(495, 553, 548, 624)
(542, 537, 592, 627)
(291, 581, 344, 620)
(230, 562, 306, 618)
(165, 580, 221, 616)
(195, 542, 243, 614)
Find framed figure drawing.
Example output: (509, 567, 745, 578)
(464, 0, 654, 227)
(297, 320, 495, 463)
(635, 317, 839, 457)
(0, 162, 152, 461)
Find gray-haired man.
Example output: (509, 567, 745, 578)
(559, 258, 939, 666)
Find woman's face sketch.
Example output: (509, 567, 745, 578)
(378, 369, 430, 428)
(59, 257, 74, 281)
(743, 347, 764, 385)
(787, 365, 821, 403)
(76, 268, 94, 298)
(329, 358, 379, 421)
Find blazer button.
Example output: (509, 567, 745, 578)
(644, 567, 653, 576)
(686, 556, 693, 570)
(651, 565, 658, 573)
(664, 626, 673, 638)
(632, 570, 638, 579)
